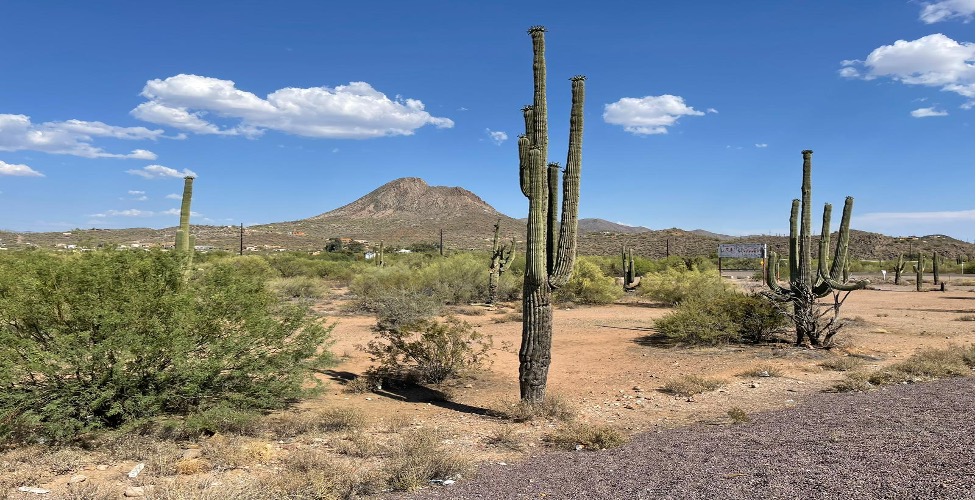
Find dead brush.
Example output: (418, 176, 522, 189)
(500, 393, 576, 422)
(833, 344, 974, 391)
(485, 426, 525, 451)
(331, 431, 383, 458)
(661, 375, 725, 397)
(544, 421, 625, 451)
(819, 356, 865, 372)
(384, 429, 468, 492)
(262, 406, 367, 438)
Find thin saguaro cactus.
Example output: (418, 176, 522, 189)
(914, 255, 925, 292)
(932, 251, 941, 284)
(892, 254, 907, 285)
(763, 150, 866, 347)
(175, 176, 195, 266)
(488, 220, 515, 305)
(517, 26, 585, 403)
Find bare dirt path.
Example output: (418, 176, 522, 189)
(410, 377, 975, 500)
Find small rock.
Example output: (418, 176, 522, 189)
(497, 462, 507, 466)
(463, 384, 473, 388)
(128, 463, 145, 478)
(749, 382, 759, 388)
(124, 486, 145, 497)
(443, 479, 456, 485)
(574, 444, 585, 451)
(758, 370, 770, 377)
(365, 397, 372, 401)
(68, 474, 88, 484)
(181, 448, 202, 460)
(95, 465, 109, 471)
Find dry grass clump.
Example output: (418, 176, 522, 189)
(544, 421, 625, 451)
(485, 426, 525, 451)
(954, 314, 975, 322)
(201, 434, 278, 470)
(492, 312, 523, 324)
(819, 356, 865, 372)
(384, 429, 468, 492)
(332, 431, 383, 458)
(727, 407, 750, 423)
(502, 393, 576, 422)
(62, 481, 121, 500)
(102, 434, 184, 478)
(661, 375, 725, 397)
(268, 276, 329, 300)
(832, 344, 974, 392)
(263, 407, 367, 438)
(737, 364, 782, 378)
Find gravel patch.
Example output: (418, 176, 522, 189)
(410, 377, 974, 499)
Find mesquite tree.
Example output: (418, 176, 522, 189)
(488, 220, 515, 305)
(763, 150, 867, 347)
(517, 26, 585, 403)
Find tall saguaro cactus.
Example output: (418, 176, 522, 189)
(893, 254, 906, 285)
(932, 251, 941, 284)
(175, 176, 195, 264)
(914, 255, 925, 292)
(763, 150, 866, 347)
(488, 220, 515, 305)
(518, 26, 585, 403)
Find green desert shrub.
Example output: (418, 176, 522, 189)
(269, 275, 328, 300)
(555, 258, 624, 305)
(417, 253, 489, 304)
(372, 288, 443, 333)
(0, 249, 334, 443)
(654, 291, 786, 345)
(639, 267, 731, 305)
(364, 317, 492, 384)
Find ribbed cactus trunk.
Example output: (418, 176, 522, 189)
(893, 254, 906, 285)
(518, 26, 584, 404)
(915, 256, 925, 292)
(932, 251, 940, 284)
(175, 176, 195, 266)
(763, 150, 866, 347)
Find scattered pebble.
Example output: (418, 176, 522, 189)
(128, 463, 145, 478)
(17, 486, 50, 495)
(124, 486, 145, 497)
(68, 474, 88, 484)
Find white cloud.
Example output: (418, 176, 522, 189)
(911, 106, 949, 117)
(159, 208, 201, 216)
(128, 190, 145, 195)
(840, 34, 975, 101)
(91, 209, 154, 218)
(127, 164, 197, 179)
(0, 114, 161, 159)
(0, 160, 44, 176)
(603, 95, 707, 135)
(755, 143, 768, 148)
(919, 0, 975, 23)
(131, 74, 454, 139)
(165, 193, 181, 199)
(706, 108, 718, 114)
(485, 129, 508, 145)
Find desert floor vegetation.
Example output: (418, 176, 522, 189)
(1, 250, 973, 498)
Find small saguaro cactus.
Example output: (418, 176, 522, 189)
(763, 150, 867, 347)
(621, 246, 640, 291)
(517, 26, 585, 404)
(488, 220, 516, 305)
(914, 255, 925, 292)
(175, 176, 195, 266)
(932, 251, 941, 284)
(892, 254, 907, 285)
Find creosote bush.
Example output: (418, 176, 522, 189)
(654, 291, 786, 345)
(554, 257, 625, 305)
(363, 316, 492, 384)
(0, 250, 335, 444)
(639, 267, 731, 306)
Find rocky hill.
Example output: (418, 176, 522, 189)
(1, 177, 972, 262)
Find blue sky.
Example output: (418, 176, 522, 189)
(1, 1, 973, 242)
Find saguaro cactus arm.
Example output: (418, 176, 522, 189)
(815, 198, 867, 293)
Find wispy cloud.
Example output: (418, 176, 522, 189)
(165, 193, 181, 200)
(485, 128, 508, 145)
(127, 165, 197, 179)
(603, 95, 710, 135)
(919, 0, 975, 23)
(840, 34, 975, 104)
(131, 74, 454, 139)
(911, 106, 949, 117)
(90, 209, 155, 218)
(755, 143, 768, 148)
(0, 160, 44, 177)
(0, 114, 161, 159)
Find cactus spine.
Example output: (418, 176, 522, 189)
(763, 150, 866, 347)
(518, 26, 585, 403)
(488, 220, 515, 305)
(621, 246, 640, 291)
(175, 176, 195, 265)
(893, 254, 906, 285)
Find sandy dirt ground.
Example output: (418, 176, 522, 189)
(4, 277, 974, 498)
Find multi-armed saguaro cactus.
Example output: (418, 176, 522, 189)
(175, 176, 195, 265)
(488, 220, 515, 305)
(621, 246, 640, 291)
(517, 26, 585, 403)
(893, 254, 907, 285)
(764, 150, 866, 347)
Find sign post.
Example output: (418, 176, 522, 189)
(718, 243, 767, 277)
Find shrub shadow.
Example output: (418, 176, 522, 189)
(320, 370, 490, 417)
